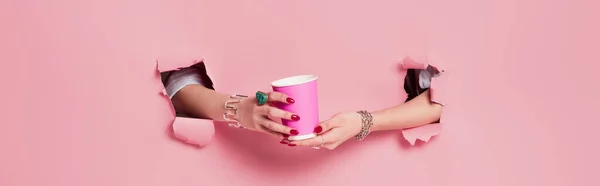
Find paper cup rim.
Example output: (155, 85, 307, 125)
(271, 75, 318, 87)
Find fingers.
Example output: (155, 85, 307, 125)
(257, 125, 285, 138)
(259, 117, 298, 135)
(262, 106, 300, 121)
(291, 130, 340, 148)
(313, 120, 335, 135)
(267, 92, 295, 104)
(289, 136, 325, 147)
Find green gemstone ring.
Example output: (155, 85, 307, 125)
(255, 91, 268, 106)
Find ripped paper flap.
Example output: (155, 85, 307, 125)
(429, 71, 448, 105)
(401, 58, 429, 69)
(399, 58, 447, 145)
(156, 51, 203, 72)
(171, 117, 216, 147)
(157, 60, 216, 147)
(401, 124, 442, 145)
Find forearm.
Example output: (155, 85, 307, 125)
(370, 90, 442, 132)
(170, 84, 231, 121)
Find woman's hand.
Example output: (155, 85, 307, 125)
(234, 92, 301, 137)
(287, 112, 363, 150)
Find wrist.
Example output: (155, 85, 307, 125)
(210, 93, 238, 120)
(369, 111, 383, 132)
(212, 95, 230, 121)
(220, 94, 249, 128)
(350, 112, 364, 136)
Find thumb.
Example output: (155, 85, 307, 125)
(313, 119, 336, 134)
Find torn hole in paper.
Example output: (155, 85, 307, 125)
(399, 57, 447, 145)
(156, 59, 216, 147)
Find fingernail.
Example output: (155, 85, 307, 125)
(290, 129, 299, 135)
(291, 115, 300, 121)
(280, 140, 288, 144)
(314, 126, 323, 133)
(282, 134, 289, 138)
(286, 97, 295, 103)
(288, 143, 296, 147)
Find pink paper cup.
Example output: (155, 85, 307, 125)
(271, 75, 319, 141)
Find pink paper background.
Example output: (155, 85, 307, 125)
(1, 0, 598, 186)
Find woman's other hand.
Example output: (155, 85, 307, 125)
(287, 112, 363, 150)
(234, 92, 301, 137)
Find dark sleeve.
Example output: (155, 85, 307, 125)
(403, 69, 428, 102)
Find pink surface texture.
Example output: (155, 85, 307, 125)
(1, 0, 599, 186)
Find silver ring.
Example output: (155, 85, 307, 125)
(320, 136, 325, 147)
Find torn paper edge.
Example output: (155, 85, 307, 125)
(156, 59, 216, 147)
(170, 116, 215, 147)
(399, 58, 447, 145)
